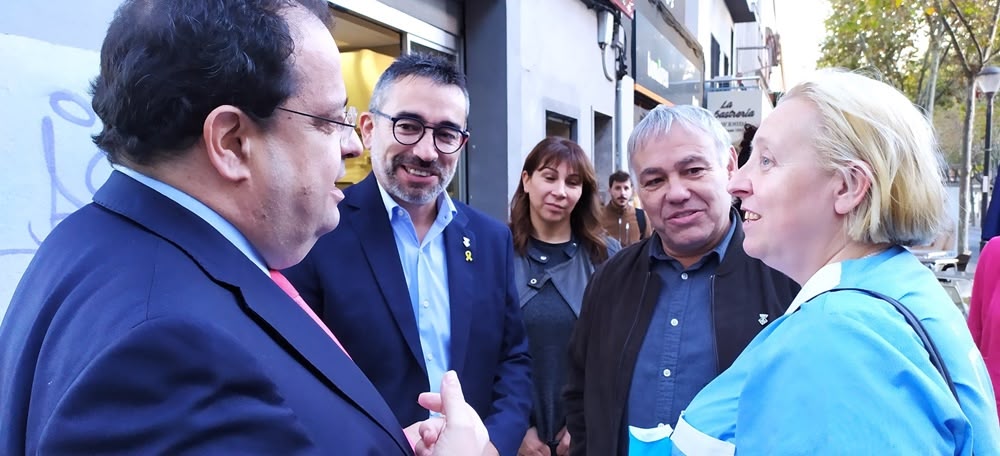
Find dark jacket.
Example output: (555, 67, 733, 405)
(564, 216, 799, 456)
(285, 173, 532, 456)
(514, 237, 621, 316)
(0, 172, 410, 455)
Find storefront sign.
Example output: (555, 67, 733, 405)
(705, 88, 772, 141)
(610, 0, 635, 19)
(633, 11, 703, 105)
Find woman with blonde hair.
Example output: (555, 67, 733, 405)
(668, 69, 1000, 454)
(509, 136, 619, 456)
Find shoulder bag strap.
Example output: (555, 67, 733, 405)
(817, 288, 961, 403)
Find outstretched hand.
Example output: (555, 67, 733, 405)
(412, 371, 490, 456)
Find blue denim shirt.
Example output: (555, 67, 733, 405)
(627, 216, 736, 429)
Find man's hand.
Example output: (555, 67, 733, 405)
(518, 427, 549, 456)
(405, 418, 442, 450)
(413, 371, 490, 456)
(554, 427, 570, 456)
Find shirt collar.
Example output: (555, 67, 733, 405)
(783, 247, 894, 315)
(605, 201, 629, 215)
(784, 262, 842, 315)
(526, 236, 580, 263)
(375, 178, 457, 225)
(116, 166, 269, 273)
(647, 211, 738, 264)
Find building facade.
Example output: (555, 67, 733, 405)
(0, 0, 622, 319)
(0, 0, 786, 320)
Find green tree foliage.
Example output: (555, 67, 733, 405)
(932, 0, 1000, 253)
(820, 0, 1000, 254)
(819, 0, 926, 98)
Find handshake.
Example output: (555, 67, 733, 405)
(404, 370, 492, 456)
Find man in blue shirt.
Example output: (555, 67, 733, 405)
(564, 105, 799, 455)
(285, 54, 532, 456)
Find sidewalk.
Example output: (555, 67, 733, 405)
(968, 223, 982, 272)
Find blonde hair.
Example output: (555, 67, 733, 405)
(782, 69, 947, 246)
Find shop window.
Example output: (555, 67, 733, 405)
(711, 37, 721, 79)
(546, 111, 577, 141)
(330, 10, 402, 188)
(593, 111, 614, 203)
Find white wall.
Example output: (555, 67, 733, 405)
(508, 0, 617, 203)
(0, 1, 123, 322)
(693, 0, 735, 78)
(711, 0, 734, 71)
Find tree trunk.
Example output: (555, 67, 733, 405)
(922, 41, 947, 121)
(957, 72, 977, 256)
(919, 17, 947, 120)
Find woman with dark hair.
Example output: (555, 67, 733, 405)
(737, 123, 757, 168)
(734, 123, 758, 215)
(509, 136, 619, 456)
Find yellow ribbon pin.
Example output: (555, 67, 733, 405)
(465, 250, 473, 262)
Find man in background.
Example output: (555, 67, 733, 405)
(601, 170, 651, 247)
(285, 53, 532, 456)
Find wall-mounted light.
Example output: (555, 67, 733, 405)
(597, 9, 614, 49)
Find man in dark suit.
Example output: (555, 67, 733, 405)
(285, 54, 532, 456)
(0, 1, 464, 454)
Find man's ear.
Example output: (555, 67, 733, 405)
(359, 111, 376, 150)
(202, 105, 255, 183)
(725, 145, 738, 176)
(833, 163, 872, 215)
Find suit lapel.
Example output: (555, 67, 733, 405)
(94, 172, 410, 454)
(443, 209, 474, 374)
(239, 280, 410, 453)
(346, 175, 427, 373)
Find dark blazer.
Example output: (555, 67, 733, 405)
(564, 215, 800, 456)
(0, 171, 410, 455)
(285, 173, 532, 456)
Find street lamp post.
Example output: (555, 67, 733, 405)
(977, 66, 1000, 250)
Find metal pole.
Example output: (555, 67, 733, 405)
(982, 93, 995, 250)
(615, 77, 624, 171)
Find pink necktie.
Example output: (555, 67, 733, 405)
(270, 271, 417, 450)
(269, 270, 351, 359)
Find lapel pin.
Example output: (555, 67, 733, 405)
(465, 250, 473, 262)
(758, 313, 769, 325)
(463, 236, 471, 248)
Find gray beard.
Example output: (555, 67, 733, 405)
(372, 154, 455, 206)
(384, 178, 445, 206)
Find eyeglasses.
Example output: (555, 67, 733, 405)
(276, 106, 358, 134)
(370, 109, 469, 154)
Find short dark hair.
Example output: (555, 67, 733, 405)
(608, 170, 631, 188)
(369, 53, 469, 115)
(91, 0, 331, 166)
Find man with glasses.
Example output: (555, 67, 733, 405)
(286, 53, 532, 456)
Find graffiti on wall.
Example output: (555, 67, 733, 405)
(0, 34, 112, 319)
(0, 90, 107, 257)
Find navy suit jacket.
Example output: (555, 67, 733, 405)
(285, 173, 532, 456)
(0, 171, 411, 455)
